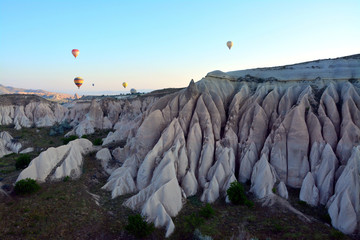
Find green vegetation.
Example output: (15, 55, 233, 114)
(227, 181, 247, 205)
(125, 214, 155, 238)
(14, 178, 40, 195)
(92, 138, 103, 146)
(63, 176, 70, 182)
(226, 181, 254, 208)
(15, 154, 31, 170)
(62, 135, 78, 144)
(199, 203, 215, 219)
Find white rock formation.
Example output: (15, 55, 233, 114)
(0, 131, 22, 157)
(277, 181, 288, 199)
(16, 139, 93, 182)
(2, 54, 360, 236)
(327, 146, 360, 234)
(95, 148, 119, 175)
(299, 172, 319, 206)
(250, 154, 277, 199)
(99, 55, 360, 236)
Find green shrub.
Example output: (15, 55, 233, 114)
(81, 134, 89, 139)
(272, 187, 277, 193)
(199, 203, 215, 219)
(63, 176, 70, 182)
(227, 181, 247, 205)
(93, 138, 103, 146)
(14, 178, 40, 195)
(125, 214, 154, 238)
(62, 135, 78, 144)
(15, 154, 32, 170)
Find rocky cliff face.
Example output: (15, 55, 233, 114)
(100, 54, 360, 236)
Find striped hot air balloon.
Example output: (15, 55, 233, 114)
(74, 77, 84, 89)
(72, 49, 79, 58)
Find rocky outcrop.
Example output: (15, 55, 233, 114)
(16, 139, 93, 182)
(327, 146, 360, 234)
(0, 131, 22, 157)
(100, 55, 360, 236)
(0, 95, 67, 128)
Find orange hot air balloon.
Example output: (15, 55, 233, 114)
(226, 41, 233, 50)
(72, 49, 79, 58)
(74, 77, 84, 89)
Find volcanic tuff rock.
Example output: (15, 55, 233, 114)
(2, 54, 360, 237)
(0, 131, 22, 157)
(100, 54, 360, 236)
(16, 139, 93, 182)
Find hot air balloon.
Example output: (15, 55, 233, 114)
(74, 77, 84, 89)
(226, 41, 233, 50)
(130, 88, 137, 94)
(92, 83, 94, 86)
(122, 82, 128, 88)
(72, 49, 79, 58)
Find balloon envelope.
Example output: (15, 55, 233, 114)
(122, 82, 128, 88)
(72, 49, 79, 58)
(226, 41, 233, 50)
(130, 88, 137, 94)
(74, 77, 84, 89)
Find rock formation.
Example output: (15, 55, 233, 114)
(99, 54, 360, 236)
(16, 139, 93, 182)
(0, 131, 22, 157)
(2, 54, 360, 236)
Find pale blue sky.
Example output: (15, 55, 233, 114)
(1, 0, 359, 95)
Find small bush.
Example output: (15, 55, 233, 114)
(14, 178, 40, 195)
(93, 138, 103, 146)
(62, 135, 78, 144)
(272, 187, 277, 194)
(63, 176, 70, 182)
(227, 181, 247, 205)
(125, 214, 154, 238)
(15, 154, 31, 170)
(81, 134, 89, 139)
(199, 203, 215, 219)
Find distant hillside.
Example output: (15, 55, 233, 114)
(0, 84, 74, 102)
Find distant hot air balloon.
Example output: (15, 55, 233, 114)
(74, 77, 84, 89)
(130, 88, 137, 94)
(122, 82, 128, 88)
(72, 49, 79, 58)
(92, 83, 94, 86)
(226, 41, 233, 50)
